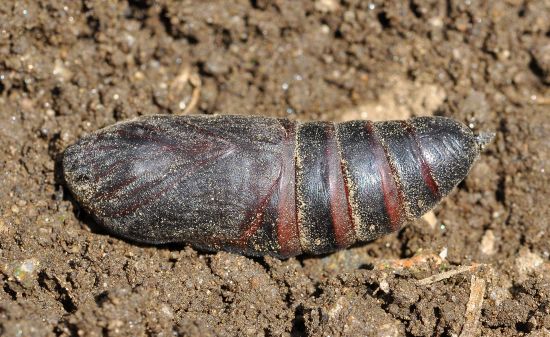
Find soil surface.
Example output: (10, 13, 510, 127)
(1, 1, 549, 336)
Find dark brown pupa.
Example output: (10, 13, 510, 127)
(63, 115, 492, 258)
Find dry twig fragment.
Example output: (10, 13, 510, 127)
(417, 264, 482, 286)
(459, 275, 486, 337)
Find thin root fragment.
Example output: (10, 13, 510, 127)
(182, 73, 202, 115)
(169, 65, 202, 115)
(170, 65, 190, 93)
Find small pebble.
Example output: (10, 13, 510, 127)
(422, 211, 438, 230)
(439, 247, 448, 260)
(480, 230, 496, 256)
(379, 279, 390, 293)
(314, 0, 339, 12)
(13, 258, 40, 287)
(516, 248, 544, 282)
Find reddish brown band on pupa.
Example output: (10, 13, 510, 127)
(63, 115, 489, 258)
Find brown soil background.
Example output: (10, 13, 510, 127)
(1, 1, 549, 336)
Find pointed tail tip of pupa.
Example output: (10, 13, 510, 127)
(474, 132, 495, 151)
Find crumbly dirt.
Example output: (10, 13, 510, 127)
(0, 1, 549, 336)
